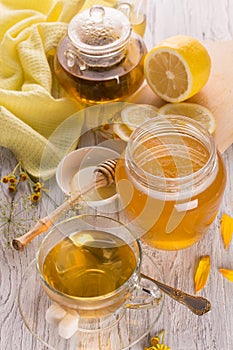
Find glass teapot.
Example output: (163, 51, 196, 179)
(54, 5, 147, 104)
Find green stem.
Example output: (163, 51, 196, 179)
(11, 161, 21, 175)
(159, 330, 165, 344)
(5, 195, 16, 243)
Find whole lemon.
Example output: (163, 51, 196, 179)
(144, 35, 211, 102)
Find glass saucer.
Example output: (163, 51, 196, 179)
(18, 253, 164, 350)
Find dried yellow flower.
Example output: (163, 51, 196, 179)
(30, 192, 42, 202)
(151, 337, 160, 346)
(144, 345, 170, 350)
(219, 268, 233, 282)
(1, 176, 9, 183)
(8, 175, 18, 184)
(221, 213, 233, 249)
(144, 330, 170, 350)
(19, 172, 28, 181)
(194, 255, 211, 294)
(156, 345, 170, 350)
(8, 184, 17, 192)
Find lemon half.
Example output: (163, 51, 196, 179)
(159, 102, 216, 134)
(144, 35, 211, 103)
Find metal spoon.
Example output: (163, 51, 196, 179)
(141, 273, 211, 316)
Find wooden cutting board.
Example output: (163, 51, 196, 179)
(130, 40, 233, 154)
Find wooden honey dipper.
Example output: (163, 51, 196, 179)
(12, 159, 118, 252)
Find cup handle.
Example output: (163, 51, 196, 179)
(124, 274, 163, 310)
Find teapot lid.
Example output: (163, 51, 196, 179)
(67, 5, 131, 55)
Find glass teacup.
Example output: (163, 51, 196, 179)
(36, 215, 163, 330)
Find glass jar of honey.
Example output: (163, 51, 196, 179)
(54, 5, 147, 104)
(115, 115, 226, 250)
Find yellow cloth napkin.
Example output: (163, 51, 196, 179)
(0, 0, 117, 179)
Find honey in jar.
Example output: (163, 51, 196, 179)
(54, 6, 147, 104)
(115, 115, 226, 250)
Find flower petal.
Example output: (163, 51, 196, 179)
(221, 213, 233, 249)
(194, 255, 211, 294)
(219, 268, 233, 282)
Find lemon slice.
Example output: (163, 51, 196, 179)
(159, 102, 216, 134)
(121, 104, 159, 131)
(144, 35, 211, 103)
(113, 123, 132, 142)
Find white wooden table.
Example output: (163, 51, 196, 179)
(1, 1, 233, 349)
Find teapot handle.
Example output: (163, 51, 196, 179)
(64, 49, 87, 71)
(117, 2, 132, 19)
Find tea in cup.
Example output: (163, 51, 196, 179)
(36, 215, 162, 330)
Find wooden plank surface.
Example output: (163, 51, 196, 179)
(1, 1, 233, 350)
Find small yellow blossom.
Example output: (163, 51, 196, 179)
(144, 345, 170, 350)
(1, 176, 9, 183)
(33, 181, 43, 192)
(30, 192, 42, 202)
(19, 172, 28, 181)
(8, 175, 18, 184)
(156, 345, 170, 350)
(8, 185, 17, 192)
(144, 330, 170, 350)
(151, 337, 160, 346)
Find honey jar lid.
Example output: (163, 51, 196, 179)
(67, 5, 131, 55)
